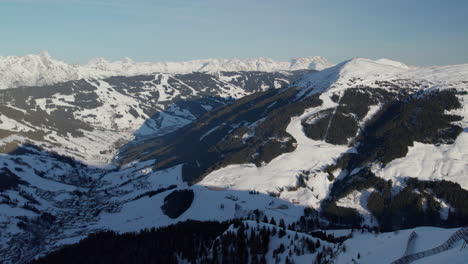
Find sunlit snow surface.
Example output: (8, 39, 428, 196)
(336, 227, 468, 264)
(336, 188, 378, 227)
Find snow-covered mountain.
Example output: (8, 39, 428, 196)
(86, 55, 333, 75)
(0, 52, 333, 89)
(1, 56, 467, 263)
(0, 52, 81, 89)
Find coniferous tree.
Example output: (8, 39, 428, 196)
(279, 219, 286, 228)
(270, 217, 276, 225)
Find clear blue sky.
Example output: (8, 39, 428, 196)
(1, 0, 467, 65)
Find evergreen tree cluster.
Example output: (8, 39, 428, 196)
(302, 88, 397, 145)
(0, 167, 28, 191)
(31, 220, 232, 264)
(161, 189, 194, 218)
(321, 159, 468, 231)
(323, 166, 468, 231)
(366, 178, 468, 231)
(406, 179, 468, 226)
(31, 219, 336, 264)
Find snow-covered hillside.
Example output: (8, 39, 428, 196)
(0, 52, 333, 89)
(0, 70, 306, 165)
(336, 227, 468, 264)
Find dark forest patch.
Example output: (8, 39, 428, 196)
(161, 189, 194, 218)
(302, 88, 400, 145)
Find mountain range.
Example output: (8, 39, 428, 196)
(0, 55, 467, 263)
(0, 52, 333, 90)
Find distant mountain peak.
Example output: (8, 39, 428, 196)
(290, 56, 331, 70)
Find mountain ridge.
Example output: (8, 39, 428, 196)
(294, 57, 468, 96)
(0, 52, 333, 89)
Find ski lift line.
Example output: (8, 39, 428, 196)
(402, 231, 418, 257)
(322, 91, 343, 142)
(391, 227, 468, 264)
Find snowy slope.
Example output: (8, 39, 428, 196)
(0, 52, 333, 89)
(335, 227, 468, 264)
